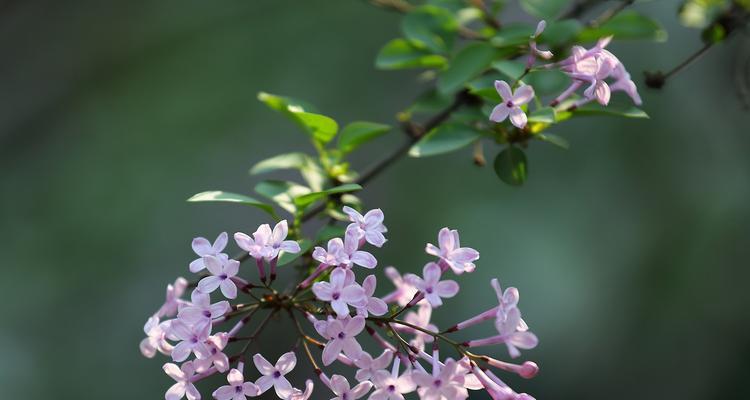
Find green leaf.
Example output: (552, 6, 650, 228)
(493, 147, 528, 186)
(315, 225, 347, 243)
(538, 20, 583, 47)
(525, 69, 570, 96)
(467, 74, 503, 102)
(536, 133, 570, 149)
(572, 103, 649, 119)
(337, 122, 391, 154)
(528, 107, 556, 124)
(491, 60, 526, 81)
(520, 0, 570, 19)
(375, 38, 448, 70)
(402, 5, 459, 53)
(294, 184, 363, 208)
(277, 239, 312, 266)
(249, 153, 325, 191)
(254, 180, 312, 214)
(437, 42, 498, 94)
(187, 191, 276, 217)
(257, 92, 338, 145)
(409, 123, 483, 157)
(577, 10, 667, 42)
(490, 23, 535, 47)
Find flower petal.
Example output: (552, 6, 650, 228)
(512, 85, 535, 105)
(494, 80, 512, 100)
(489, 104, 510, 123)
(220, 279, 238, 299)
(509, 107, 527, 129)
(276, 351, 297, 374)
(253, 353, 275, 375)
(197, 276, 221, 294)
(436, 280, 459, 298)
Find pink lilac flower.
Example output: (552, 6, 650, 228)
(253, 351, 297, 398)
(193, 333, 230, 373)
(263, 220, 301, 260)
(178, 290, 230, 326)
(312, 267, 366, 318)
(466, 307, 538, 358)
(329, 374, 373, 400)
(158, 277, 189, 318)
(343, 206, 388, 247)
(382, 266, 419, 307)
(341, 226, 377, 269)
(354, 349, 393, 381)
(369, 357, 416, 400)
(170, 319, 211, 362)
(141, 316, 174, 358)
(312, 238, 346, 266)
(355, 275, 388, 317)
(288, 379, 314, 400)
(528, 20, 553, 65)
(581, 58, 613, 105)
(609, 62, 642, 105)
(212, 368, 260, 400)
(197, 256, 240, 299)
(489, 81, 535, 129)
(163, 361, 201, 400)
(234, 225, 270, 261)
(412, 358, 468, 400)
(401, 303, 438, 352)
(491, 279, 529, 332)
(189, 232, 228, 273)
(320, 315, 366, 366)
(425, 228, 480, 275)
(405, 262, 459, 308)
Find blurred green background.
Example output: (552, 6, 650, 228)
(1, 0, 749, 399)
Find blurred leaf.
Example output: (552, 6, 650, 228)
(337, 121, 391, 154)
(402, 5, 459, 53)
(490, 23, 535, 47)
(255, 180, 312, 214)
(679, 0, 729, 28)
(277, 239, 312, 266)
(492, 60, 526, 81)
(340, 193, 363, 210)
(528, 107, 556, 123)
(520, 0, 570, 19)
(315, 225, 347, 243)
(572, 103, 650, 118)
(536, 133, 570, 149)
(409, 122, 483, 157)
(525, 69, 570, 96)
(493, 147, 528, 186)
(258, 92, 338, 145)
(467, 74, 503, 102)
(376, 38, 448, 70)
(539, 19, 583, 47)
(187, 191, 276, 217)
(294, 183, 363, 208)
(438, 42, 498, 94)
(250, 153, 325, 191)
(578, 10, 667, 42)
(407, 89, 454, 114)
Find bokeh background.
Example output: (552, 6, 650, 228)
(1, 0, 749, 399)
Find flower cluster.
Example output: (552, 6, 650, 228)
(141, 207, 539, 399)
(491, 20, 642, 129)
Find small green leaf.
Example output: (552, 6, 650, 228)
(249, 153, 325, 191)
(294, 184, 363, 208)
(337, 122, 391, 154)
(539, 20, 583, 47)
(375, 38, 448, 70)
(537, 133, 570, 149)
(525, 69, 570, 96)
(277, 239, 312, 266)
(187, 191, 276, 217)
(315, 225, 347, 243)
(257, 92, 338, 145)
(573, 103, 649, 119)
(409, 123, 483, 157)
(402, 5, 459, 53)
(254, 180, 312, 214)
(577, 10, 667, 42)
(493, 147, 528, 186)
(528, 107, 556, 124)
(437, 42, 498, 94)
(491, 60, 526, 81)
(490, 23, 535, 47)
(520, 0, 570, 19)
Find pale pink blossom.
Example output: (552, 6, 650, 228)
(581, 58, 613, 105)
(312, 238, 346, 266)
(343, 206, 388, 247)
(341, 226, 377, 269)
(491, 279, 529, 333)
(412, 358, 468, 400)
(141, 316, 174, 358)
(288, 379, 314, 400)
(197, 256, 240, 299)
(425, 228, 479, 275)
(354, 349, 393, 381)
(528, 21, 553, 62)
(382, 266, 419, 306)
(329, 374, 372, 400)
(355, 275, 388, 317)
(212, 368, 260, 400)
(405, 262, 459, 308)
(467, 307, 538, 358)
(234, 225, 270, 261)
(369, 357, 416, 400)
(253, 351, 296, 398)
(489, 81, 535, 129)
(401, 303, 438, 352)
(178, 290, 230, 326)
(194, 333, 230, 373)
(312, 267, 366, 317)
(320, 315, 366, 366)
(163, 362, 201, 400)
(263, 220, 301, 260)
(610, 62, 642, 105)
(158, 277, 189, 318)
(190, 232, 228, 273)
(170, 320, 211, 362)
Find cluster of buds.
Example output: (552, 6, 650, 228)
(140, 207, 539, 399)
(491, 20, 642, 129)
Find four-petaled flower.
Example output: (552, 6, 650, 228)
(382, 266, 419, 307)
(355, 275, 388, 317)
(370, 368, 416, 400)
(329, 374, 373, 400)
(178, 290, 230, 326)
(495, 307, 538, 358)
(253, 351, 297, 398)
(425, 228, 480, 275)
(158, 277, 189, 318)
(401, 303, 438, 352)
(163, 361, 201, 400)
(320, 316, 366, 366)
(194, 333, 230, 373)
(197, 256, 240, 299)
(263, 220, 301, 260)
(405, 262, 459, 308)
(212, 368, 260, 400)
(354, 349, 393, 381)
(141, 316, 173, 358)
(313, 267, 366, 317)
(190, 232, 228, 273)
(412, 359, 469, 400)
(170, 319, 211, 362)
(489, 80, 535, 129)
(343, 206, 388, 247)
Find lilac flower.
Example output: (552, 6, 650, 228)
(491, 279, 529, 332)
(425, 228, 480, 275)
(193, 333, 230, 373)
(189, 232, 228, 273)
(581, 58, 613, 105)
(312, 238, 346, 266)
(158, 277, 189, 318)
(401, 303, 438, 352)
(141, 316, 174, 358)
(178, 290, 230, 326)
(253, 351, 297, 398)
(343, 206, 388, 247)
(405, 262, 459, 308)
(355, 275, 388, 317)
(528, 20, 553, 62)
(382, 266, 419, 307)
(163, 361, 200, 400)
(263, 220, 301, 260)
(369, 357, 416, 400)
(212, 368, 260, 400)
(467, 307, 538, 358)
(312, 267, 366, 317)
(489, 81, 535, 129)
(234, 225, 270, 261)
(341, 226, 377, 269)
(354, 349, 393, 381)
(197, 256, 240, 299)
(609, 63, 642, 105)
(412, 358, 468, 400)
(288, 379, 314, 400)
(329, 374, 372, 400)
(320, 315, 366, 366)
(170, 319, 211, 362)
